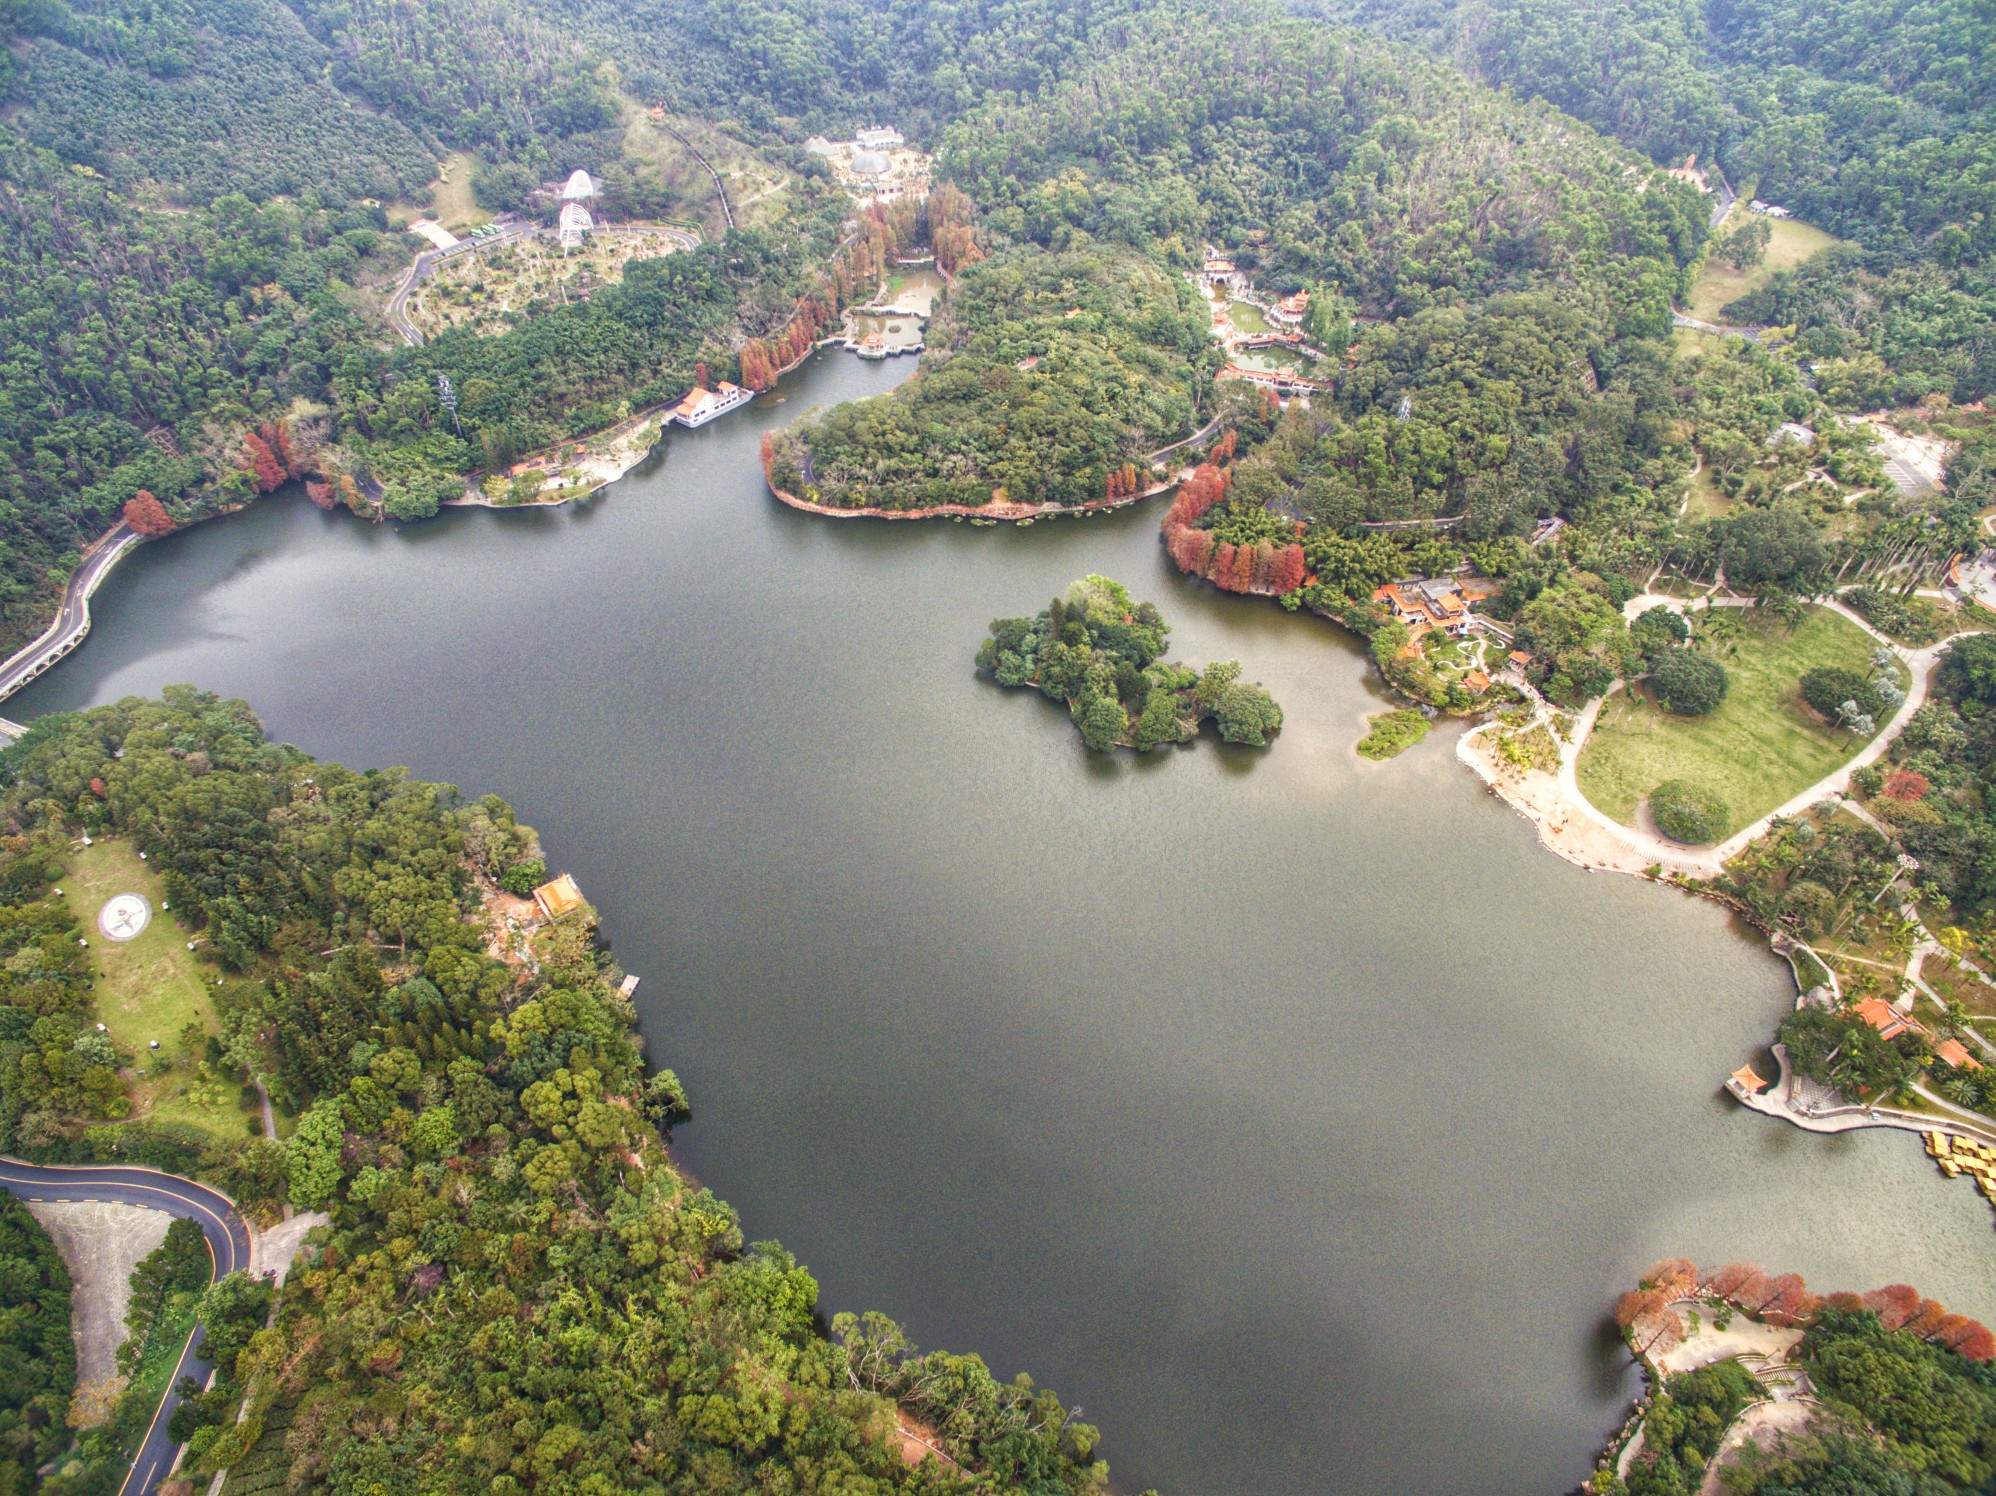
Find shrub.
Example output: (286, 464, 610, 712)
(1799, 667, 1882, 721)
(498, 859, 546, 896)
(1650, 780, 1730, 843)
(1214, 682, 1284, 746)
(1844, 586, 1943, 645)
(1648, 650, 1729, 715)
(1881, 769, 1929, 802)
(1630, 605, 1689, 657)
(1356, 709, 1429, 760)
(1073, 693, 1128, 752)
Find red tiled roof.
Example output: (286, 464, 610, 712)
(1853, 998, 1911, 1040)
(1730, 1063, 1769, 1094)
(1935, 1037, 1983, 1071)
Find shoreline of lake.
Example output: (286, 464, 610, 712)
(7, 349, 1991, 1496)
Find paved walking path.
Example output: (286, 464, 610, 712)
(1734, 1043, 1996, 1146)
(1698, 1400, 1815, 1496)
(1540, 595, 1960, 876)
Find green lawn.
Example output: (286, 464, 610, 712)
(394, 151, 478, 234)
(1683, 462, 1734, 520)
(1688, 212, 1843, 323)
(1575, 606, 1906, 837)
(61, 840, 249, 1136)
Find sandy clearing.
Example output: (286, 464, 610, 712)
(1651, 1311, 1803, 1376)
(251, 1211, 330, 1285)
(28, 1199, 171, 1396)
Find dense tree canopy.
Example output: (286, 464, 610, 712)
(1648, 647, 1729, 715)
(774, 247, 1215, 511)
(0, 1194, 75, 1487)
(977, 575, 1284, 749)
(1297, 0, 1996, 410)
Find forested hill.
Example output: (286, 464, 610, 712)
(778, 4, 1705, 518)
(1281, 0, 1996, 415)
(0, 127, 406, 645)
(1286, 0, 1996, 257)
(511, 0, 1153, 141)
(0, 0, 812, 658)
(943, 5, 1706, 326)
(2, 0, 436, 203)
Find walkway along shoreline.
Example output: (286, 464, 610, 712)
(1453, 595, 1996, 1162)
(0, 524, 144, 717)
(0, 336, 896, 710)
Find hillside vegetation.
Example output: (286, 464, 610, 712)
(1291, 0, 1996, 408)
(775, 2, 1707, 516)
(0, 0, 817, 652)
(770, 246, 1215, 510)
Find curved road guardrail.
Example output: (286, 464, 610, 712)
(0, 525, 143, 729)
(0, 1158, 253, 1496)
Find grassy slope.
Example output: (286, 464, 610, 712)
(1687, 212, 1844, 323)
(61, 840, 249, 1137)
(1574, 607, 1906, 835)
(618, 109, 794, 231)
(1683, 461, 1734, 519)
(391, 150, 479, 234)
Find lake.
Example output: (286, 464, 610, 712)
(12, 352, 1993, 1496)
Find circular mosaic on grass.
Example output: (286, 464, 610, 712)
(97, 892, 152, 942)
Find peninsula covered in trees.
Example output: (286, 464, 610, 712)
(0, 693, 1111, 1493)
(977, 576, 1284, 750)
(1600, 1259, 1996, 1496)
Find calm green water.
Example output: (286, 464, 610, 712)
(14, 353, 1994, 1496)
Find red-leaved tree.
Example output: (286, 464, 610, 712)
(1882, 770, 1930, 802)
(1704, 1262, 1763, 1300)
(1270, 544, 1307, 595)
(241, 434, 286, 493)
(1169, 527, 1215, 577)
(259, 421, 300, 478)
(1905, 1298, 1951, 1340)
(1211, 542, 1240, 590)
(122, 490, 175, 536)
(1862, 1284, 1922, 1330)
(1947, 1320, 1996, 1361)
(1758, 1273, 1816, 1325)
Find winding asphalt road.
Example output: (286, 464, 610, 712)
(0, 524, 142, 710)
(386, 223, 537, 346)
(0, 1159, 252, 1496)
